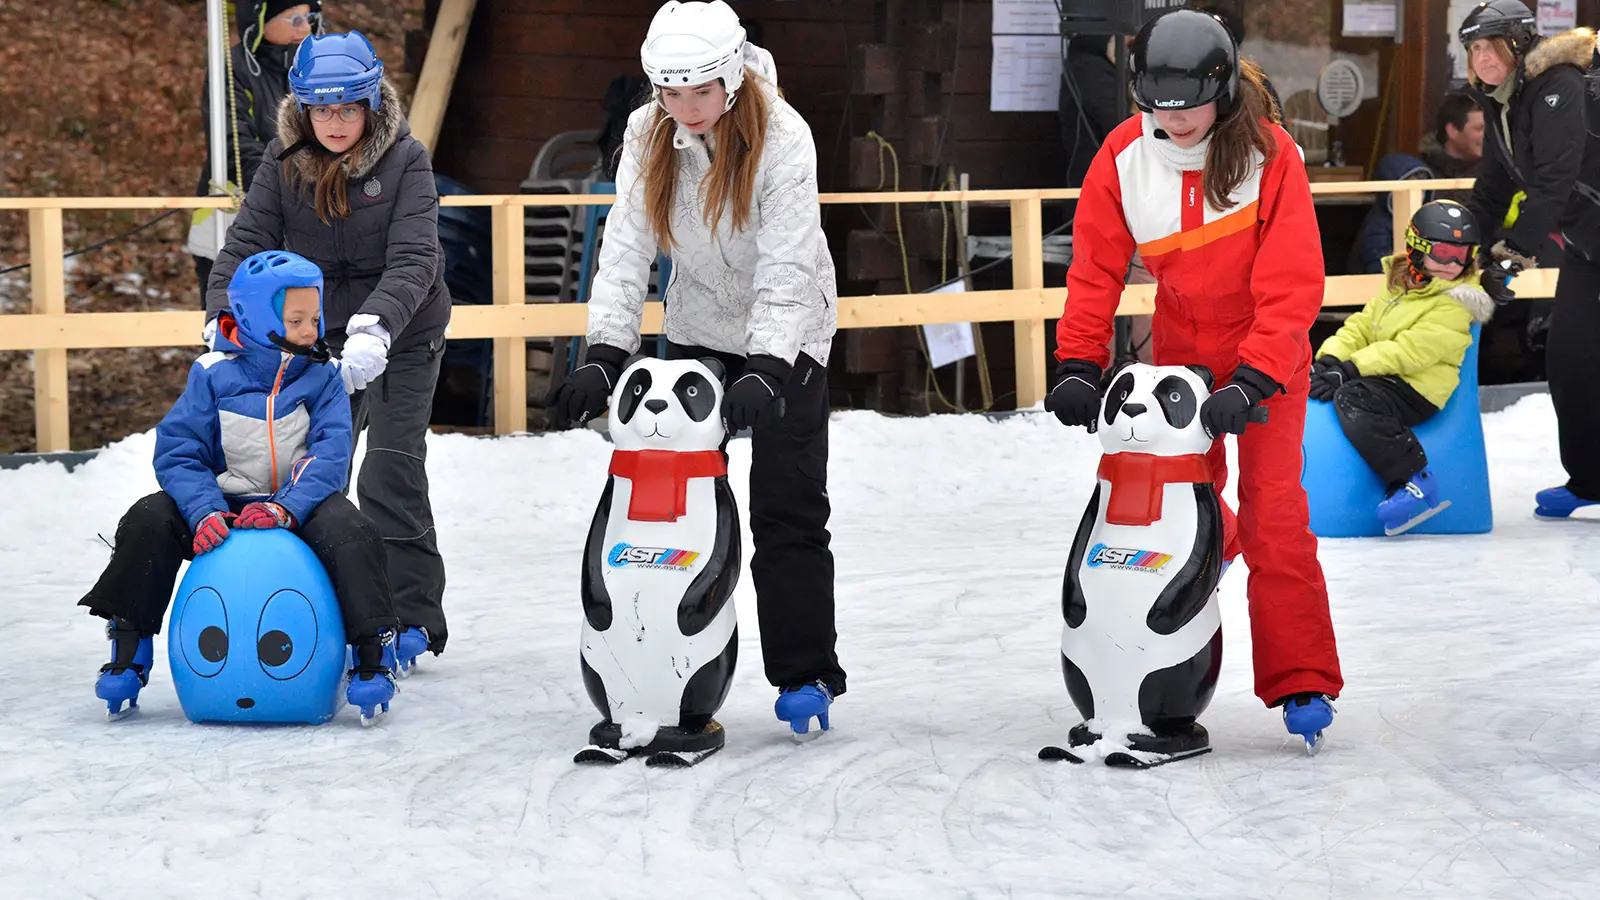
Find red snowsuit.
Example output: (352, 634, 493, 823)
(1055, 115, 1344, 707)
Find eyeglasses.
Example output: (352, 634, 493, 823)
(274, 11, 320, 28)
(309, 105, 365, 123)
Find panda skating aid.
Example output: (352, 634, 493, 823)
(1042, 363, 1267, 768)
(575, 357, 741, 768)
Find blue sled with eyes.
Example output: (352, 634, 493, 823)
(167, 529, 347, 724)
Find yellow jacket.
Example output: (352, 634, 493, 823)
(1316, 259, 1493, 408)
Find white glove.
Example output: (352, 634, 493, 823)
(338, 314, 391, 394)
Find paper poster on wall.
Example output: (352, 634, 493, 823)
(993, 0, 1060, 36)
(1538, 0, 1577, 35)
(922, 282, 977, 370)
(990, 35, 1062, 112)
(1447, 0, 1480, 82)
(1342, 1, 1397, 37)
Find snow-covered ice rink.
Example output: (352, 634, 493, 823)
(3, 395, 1598, 899)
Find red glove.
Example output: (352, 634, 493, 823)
(192, 511, 235, 555)
(235, 502, 296, 530)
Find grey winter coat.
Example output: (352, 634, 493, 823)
(204, 80, 451, 352)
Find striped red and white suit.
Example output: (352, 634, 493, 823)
(1055, 114, 1344, 708)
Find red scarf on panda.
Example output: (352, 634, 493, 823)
(1096, 452, 1213, 526)
(608, 449, 727, 522)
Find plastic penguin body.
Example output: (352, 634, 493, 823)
(1053, 363, 1225, 767)
(578, 357, 741, 764)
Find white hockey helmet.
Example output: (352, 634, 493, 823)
(641, 1, 749, 111)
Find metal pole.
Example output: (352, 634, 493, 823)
(1112, 32, 1133, 364)
(206, 0, 229, 254)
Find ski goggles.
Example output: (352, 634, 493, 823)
(1418, 240, 1473, 266)
(1406, 227, 1475, 267)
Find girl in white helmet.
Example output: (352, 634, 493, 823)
(548, 0, 844, 738)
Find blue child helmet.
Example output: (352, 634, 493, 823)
(227, 250, 325, 351)
(288, 31, 384, 111)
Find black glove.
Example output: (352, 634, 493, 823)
(1308, 358, 1359, 401)
(545, 343, 628, 428)
(1482, 263, 1518, 308)
(1044, 359, 1104, 432)
(1200, 364, 1278, 439)
(722, 354, 790, 433)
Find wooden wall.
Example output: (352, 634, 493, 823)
(422, 0, 874, 195)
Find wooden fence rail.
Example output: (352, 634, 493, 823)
(1, 179, 1554, 451)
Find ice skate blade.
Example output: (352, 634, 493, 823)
(1105, 746, 1211, 768)
(357, 703, 389, 728)
(1384, 500, 1451, 536)
(645, 746, 722, 767)
(1302, 731, 1326, 756)
(574, 746, 631, 765)
(105, 700, 139, 722)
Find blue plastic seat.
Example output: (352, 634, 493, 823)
(167, 529, 348, 724)
(1301, 322, 1493, 537)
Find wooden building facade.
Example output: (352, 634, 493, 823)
(408, 0, 1600, 418)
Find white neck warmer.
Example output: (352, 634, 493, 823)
(1142, 113, 1212, 172)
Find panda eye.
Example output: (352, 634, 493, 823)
(1120, 390, 1129, 400)
(1169, 391, 1182, 402)
(686, 386, 699, 398)
(632, 384, 643, 396)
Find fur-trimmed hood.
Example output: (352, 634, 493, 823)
(1445, 283, 1495, 323)
(1525, 28, 1596, 80)
(275, 78, 406, 182)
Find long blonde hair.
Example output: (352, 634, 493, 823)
(1384, 252, 1479, 294)
(641, 68, 770, 249)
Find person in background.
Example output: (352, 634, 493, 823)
(187, 2, 322, 302)
(1420, 91, 1485, 204)
(1459, 0, 1600, 519)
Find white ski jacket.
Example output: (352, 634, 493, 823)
(587, 49, 838, 367)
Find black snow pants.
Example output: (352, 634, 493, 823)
(1332, 376, 1440, 493)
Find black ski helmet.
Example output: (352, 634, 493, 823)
(1130, 9, 1239, 116)
(1458, 0, 1538, 59)
(1405, 200, 1480, 275)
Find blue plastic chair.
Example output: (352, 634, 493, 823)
(1301, 322, 1493, 537)
(167, 529, 348, 724)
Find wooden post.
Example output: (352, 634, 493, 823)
(1393, 187, 1425, 255)
(408, 0, 477, 154)
(491, 201, 526, 435)
(29, 207, 69, 452)
(1010, 197, 1046, 409)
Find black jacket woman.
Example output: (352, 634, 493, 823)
(1460, 0, 1600, 517)
(204, 32, 452, 670)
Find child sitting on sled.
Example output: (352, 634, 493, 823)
(1310, 200, 1492, 535)
(78, 250, 400, 721)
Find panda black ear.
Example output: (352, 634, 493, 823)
(1186, 365, 1215, 390)
(1102, 358, 1138, 390)
(620, 352, 651, 374)
(697, 356, 727, 384)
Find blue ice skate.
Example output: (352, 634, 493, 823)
(775, 681, 833, 738)
(346, 631, 398, 726)
(395, 626, 429, 677)
(1378, 468, 1451, 536)
(95, 618, 153, 720)
(1281, 693, 1335, 755)
(1535, 486, 1600, 519)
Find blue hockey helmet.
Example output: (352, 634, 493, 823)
(226, 251, 326, 351)
(288, 31, 384, 112)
